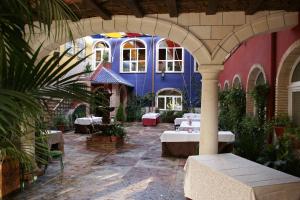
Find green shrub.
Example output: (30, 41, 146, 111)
(126, 95, 143, 122)
(99, 124, 126, 137)
(160, 110, 184, 123)
(250, 83, 269, 126)
(53, 114, 68, 127)
(234, 117, 266, 161)
(116, 104, 125, 122)
(258, 136, 300, 177)
(219, 88, 246, 133)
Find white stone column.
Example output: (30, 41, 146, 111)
(199, 65, 224, 154)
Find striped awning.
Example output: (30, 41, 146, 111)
(91, 67, 134, 87)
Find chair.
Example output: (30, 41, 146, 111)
(49, 150, 64, 171)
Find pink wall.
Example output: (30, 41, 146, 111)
(219, 13, 300, 90)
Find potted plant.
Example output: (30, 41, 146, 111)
(53, 115, 68, 132)
(273, 114, 291, 138)
(285, 126, 300, 149)
(110, 124, 126, 142)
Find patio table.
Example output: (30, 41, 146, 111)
(160, 131, 234, 157)
(178, 121, 201, 132)
(74, 116, 102, 134)
(45, 130, 64, 153)
(184, 153, 300, 200)
(142, 113, 160, 126)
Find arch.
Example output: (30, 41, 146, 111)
(92, 39, 111, 69)
(276, 40, 300, 116)
(29, 16, 211, 65)
(156, 87, 182, 96)
(224, 80, 230, 91)
(212, 12, 299, 64)
(156, 38, 184, 73)
(120, 38, 147, 73)
(232, 74, 242, 88)
(156, 88, 182, 111)
(246, 64, 267, 115)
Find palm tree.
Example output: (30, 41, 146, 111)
(0, 0, 95, 170)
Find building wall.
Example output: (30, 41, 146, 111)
(219, 17, 300, 118)
(220, 16, 300, 89)
(56, 35, 202, 108)
(98, 36, 202, 107)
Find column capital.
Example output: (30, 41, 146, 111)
(198, 64, 224, 80)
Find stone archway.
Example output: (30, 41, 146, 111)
(28, 16, 211, 65)
(276, 40, 300, 115)
(246, 64, 267, 115)
(212, 12, 298, 64)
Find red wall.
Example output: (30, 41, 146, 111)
(219, 34, 272, 89)
(219, 13, 300, 90)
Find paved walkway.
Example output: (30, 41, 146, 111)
(12, 123, 186, 200)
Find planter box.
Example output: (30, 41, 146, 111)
(0, 159, 20, 198)
(86, 135, 124, 151)
(274, 126, 285, 138)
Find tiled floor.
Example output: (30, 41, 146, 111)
(11, 123, 186, 200)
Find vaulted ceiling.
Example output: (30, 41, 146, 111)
(66, 0, 300, 20)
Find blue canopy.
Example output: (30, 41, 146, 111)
(91, 67, 134, 87)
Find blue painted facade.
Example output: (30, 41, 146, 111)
(93, 36, 202, 108)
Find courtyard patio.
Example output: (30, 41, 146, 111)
(11, 123, 185, 200)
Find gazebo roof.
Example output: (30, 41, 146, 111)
(91, 67, 134, 87)
(67, 0, 299, 20)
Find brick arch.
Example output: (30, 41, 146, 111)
(246, 64, 267, 115)
(276, 40, 300, 116)
(28, 15, 211, 65)
(211, 12, 298, 64)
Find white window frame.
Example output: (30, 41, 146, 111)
(156, 39, 184, 73)
(120, 39, 147, 73)
(156, 89, 183, 111)
(288, 57, 300, 119)
(92, 40, 111, 70)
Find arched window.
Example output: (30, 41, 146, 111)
(93, 41, 110, 69)
(120, 39, 146, 73)
(157, 89, 182, 111)
(290, 61, 300, 126)
(157, 39, 184, 73)
(255, 72, 265, 86)
(224, 81, 230, 91)
(232, 75, 242, 88)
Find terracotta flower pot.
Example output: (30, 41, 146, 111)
(57, 125, 65, 133)
(0, 159, 20, 198)
(274, 126, 285, 138)
(110, 136, 119, 142)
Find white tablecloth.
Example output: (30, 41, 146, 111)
(183, 113, 201, 119)
(142, 112, 160, 119)
(74, 116, 102, 125)
(45, 130, 64, 151)
(178, 121, 201, 132)
(174, 118, 200, 126)
(160, 131, 235, 142)
(184, 153, 300, 200)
